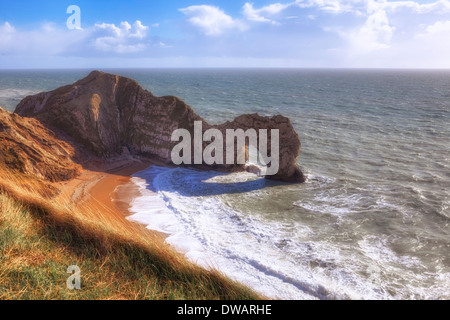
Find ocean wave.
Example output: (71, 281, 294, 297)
(128, 166, 340, 299)
(304, 173, 336, 185)
(124, 165, 450, 300)
(0, 88, 40, 100)
(0, 88, 41, 111)
(294, 187, 378, 218)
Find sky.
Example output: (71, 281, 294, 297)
(1, 0, 450, 68)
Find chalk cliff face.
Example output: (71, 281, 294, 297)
(0, 107, 80, 182)
(15, 71, 305, 182)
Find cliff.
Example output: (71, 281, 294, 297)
(14, 71, 305, 182)
(0, 107, 80, 182)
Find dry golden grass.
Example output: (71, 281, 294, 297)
(0, 166, 261, 300)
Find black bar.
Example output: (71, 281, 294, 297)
(0, 300, 439, 319)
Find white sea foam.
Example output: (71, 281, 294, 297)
(0, 88, 41, 111)
(304, 173, 336, 185)
(0, 88, 39, 99)
(128, 167, 321, 299)
(294, 187, 374, 219)
(124, 166, 450, 300)
(0, 88, 40, 101)
(127, 168, 212, 268)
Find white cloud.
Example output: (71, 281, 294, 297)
(174, 0, 450, 67)
(383, 0, 450, 14)
(243, 2, 291, 24)
(3, 0, 450, 68)
(93, 20, 149, 53)
(296, 0, 363, 15)
(240, 0, 394, 53)
(424, 19, 450, 33)
(0, 21, 88, 56)
(0, 22, 15, 49)
(327, 1, 450, 67)
(130, 20, 149, 39)
(242, 0, 362, 25)
(413, 20, 450, 66)
(322, 0, 450, 55)
(0, 21, 14, 33)
(0, 20, 151, 57)
(94, 20, 149, 39)
(344, 5, 395, 53)
(94, 37, 147, 53)
(179, 5, 247, 36)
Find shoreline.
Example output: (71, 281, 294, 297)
(55, 158, 169, 242)
(54, 159, 282, 299)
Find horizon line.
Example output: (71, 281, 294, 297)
(2, 67, 450, 71)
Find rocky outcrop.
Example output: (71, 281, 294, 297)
(216, 114, 304, 183)
(15, 71, 202, 161)
(0, 107, 80, 182)
(15, 71, 304, 182)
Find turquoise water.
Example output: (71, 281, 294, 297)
(1, 69, 449, 299)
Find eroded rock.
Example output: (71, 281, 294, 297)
(15, 71, 305, 182)
(0, 107, 80, 182)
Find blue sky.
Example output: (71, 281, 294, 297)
(1, 0, 450, 68)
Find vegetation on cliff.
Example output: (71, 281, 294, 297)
(0, 163, 260, 300)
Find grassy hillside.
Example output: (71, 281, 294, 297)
(0, 166, 260, 300)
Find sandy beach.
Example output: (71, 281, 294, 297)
(55, 158, 168, 242)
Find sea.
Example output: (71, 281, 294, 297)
(1, 69, 449, 300)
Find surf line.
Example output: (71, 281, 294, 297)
(171, 121, 280, 175)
